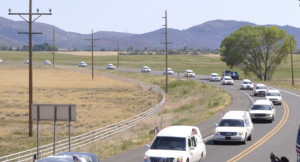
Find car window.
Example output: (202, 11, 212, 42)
(251, 105, 272, 110)
(218, 119, 244, 127)
(256, 86, 266, 89)
(266, 93, 280, 96)
(150, 137, 186, 151)
(244, 118, 250, 126)
(191, 136, 197, 147)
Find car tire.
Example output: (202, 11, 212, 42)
(242, 135, 247, 144)
(247, 134, 252, 141)
(186, 159, 189, 162)
(272, 116, 275, 121)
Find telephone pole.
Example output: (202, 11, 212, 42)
(117, 41, 120, 68)
(162, 10, 172, 93)
(52, 28, 55, 68)
(8, 0, 52, 137)
(290, 37, 294, 86)
(85, 29, 100, 79)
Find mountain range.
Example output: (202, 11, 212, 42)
(1, 16, 300, 50)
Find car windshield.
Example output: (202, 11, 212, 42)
(150, 137, 186, 151)
(243, 82, 251, 84)
(218, 119, 244, 127)
(256, 86, 266, 89)
(225, 78, 232, 80)
(251, 105, 272, 110)
(266, 93, 280, 96)
(213, 75, 219, 77)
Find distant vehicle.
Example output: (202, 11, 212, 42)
(141, 66, 151, 73)
(0, 58, 3, 63)
(184, 70, 195, 78)
(209, 73, 221, 82)
(24, 59, 29, 64)
(43, 60, 51, 65)
(213, 111, 254, 144)
(265, 89, 282, 105)
(222, 76, 234, 85)
(163, 68, 174, 75)
(254, 84, 268, 96)
(222, 70, 239, 80)
(78, 61, 87, 67)
(39, 151, 100, 162)
(249, 99, 275, 123)
(240, 79, 254, 90)
(106, 64, 116, 70)
(144, 126, 206, 162)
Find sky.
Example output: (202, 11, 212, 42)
(0, 0, 300, 34)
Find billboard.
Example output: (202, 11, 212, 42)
(32, 104, 76, 121)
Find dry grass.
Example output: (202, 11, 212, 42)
(57, 51, 117, 56)
(0, 64, 161, 156)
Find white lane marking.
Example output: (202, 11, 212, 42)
(203, 135, 213, 142)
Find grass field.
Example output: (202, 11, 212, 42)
(0, 64, 161, 156)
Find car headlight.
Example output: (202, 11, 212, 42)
(215, 130, 218, 135)
(239, 131, 244, 135)
(177, 156, 183, 162)
(144, 155, 148, 160)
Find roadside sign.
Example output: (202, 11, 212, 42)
(32, 104, 76, 121)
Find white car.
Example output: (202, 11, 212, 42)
(106, 64, 116, 70)
(43, 60, 51, 65)
(144, 126, 206, 162)
(24, 59, 29, 64)
(209, 73, 221, 82)
(249, 99, 275, 122)
(213, 111, 254, 144)
(240, 79, 254, 90)
(141, 66, 151, 73)
(0, 58, 3, 63)
(265, 89, 282, 105)
(163, 68, 174, 75)
(254, 84, 268, 96)
(184, 70, 195, 78)
(221, 76, 234, 85)
(78, 61, 87, 67)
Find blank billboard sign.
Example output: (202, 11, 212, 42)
(32, 104, 76, 121)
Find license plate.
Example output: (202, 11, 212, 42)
(225, 137, 231, 140)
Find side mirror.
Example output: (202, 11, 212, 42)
(214, 123, 218, 127)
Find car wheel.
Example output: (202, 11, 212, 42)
(186, 159, 189, 162)
(272, 116, 275, 121)
(247, 134, 252, 141)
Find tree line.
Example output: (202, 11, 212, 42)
(0, 43, 57, 51)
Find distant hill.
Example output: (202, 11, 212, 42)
(1, 17, 300, 50)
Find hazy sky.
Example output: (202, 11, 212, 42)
(0, 0, 299, 34)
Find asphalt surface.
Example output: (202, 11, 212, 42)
(99, 68, 299, 162)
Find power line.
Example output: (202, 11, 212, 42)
(8, 0, 52, 139)
(85, 29, 100, 80)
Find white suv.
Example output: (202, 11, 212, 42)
(265, 89, 282, 105)
(254, 84, 268, 96)
(106, 64, 116, 70)
(144, 126, 206, 162)
(163, 68, 174, 75)
(213, 111, 254, 144)
(209, 73, 221, 82)
(240, 79, 254, 90)
(249, 99, 275, 122)
(222, 76, 234, 85)
(141, 66, 151, 73)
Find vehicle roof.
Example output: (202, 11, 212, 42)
(253, 99, 272, 105)
(107, 63, 113, 65)
(185, 70, 193, 72)
(142, 66, 149, 68)
(211, 73, 219, 75)
(242, 79, 251, 82)
(156, 126, 199, 138)
(256, 83, 266, 87)
(223, 76, 232, 79)
(222, 111, 249, 120)
(267, 89, 280, 93)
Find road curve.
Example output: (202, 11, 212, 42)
(102, 69, 299, 162)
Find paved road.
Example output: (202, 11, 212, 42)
(100, 68, 299, 162)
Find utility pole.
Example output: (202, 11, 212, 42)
(162, 10, 172, 93)
(85, 29, 100, 80)
(290, 37, 294, 86)
(9, 0, 52, 137)
(117, 41, 120, 68)
(52, 28, 55, 68)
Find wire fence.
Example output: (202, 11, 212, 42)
(0, 85, 165, 162)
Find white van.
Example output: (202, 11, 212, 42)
(213, 111, 254, 144)
(144, 126, 206, 162)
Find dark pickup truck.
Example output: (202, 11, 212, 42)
(222, 70, 239, 80)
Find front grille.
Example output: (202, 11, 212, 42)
(220, 132, 237, 136)
(150, 157, 175, 162)
(258, 91, 266, 94)
(255, 114, 266, 117)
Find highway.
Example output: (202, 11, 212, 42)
(100, 69, 299, 162)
